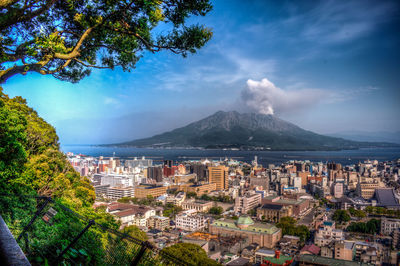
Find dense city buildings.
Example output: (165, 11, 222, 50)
(66, 153, 400, 265)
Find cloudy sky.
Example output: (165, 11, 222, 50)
(4, 0, 400, 144)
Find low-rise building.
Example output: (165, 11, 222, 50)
(181, 200, 213, 212)
(314, 221, 344, 247)
(209, 216, 281, 248)
(165, 191, 186, 206)
(107, 202, 155, 227)
(185, 183, 217, 196)
(135, 185, 167, 199)
(234, 192, 262, 214)
(261, 195, 310, 217)
(107, 186, 135, 200)
(175, 210, 208, 232)
(254, 250, 293, 266)
(147, 215, 170, 231)
(380, 217, 400, 235)
(257, 204, 292, 223)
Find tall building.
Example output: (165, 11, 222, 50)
(208, 165, 228, 190)
(164, 160, 173, 168)
(190, 164, 208, 181)
(147, 166, 163, 182)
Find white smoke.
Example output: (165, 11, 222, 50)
(241, 78, 327, 115)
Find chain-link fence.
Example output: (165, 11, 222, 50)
(0, 194, 190, 265)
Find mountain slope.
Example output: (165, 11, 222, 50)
(113, 111, 396, 150)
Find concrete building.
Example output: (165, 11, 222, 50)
(107, 186, 135, 200)
(331, 182, 344, 198)
(262, 195, 310, 217)
(185, 183, 217, 196)
(107, 203, 155, 227)
(257, 204, 292, 223)
(314, 221, 344, 246)
(147, 215, 170, 231)
(380, 217, 400, 235)
(356, 179, 384, 199)
(234, 192, 262, 214)
(134, 185, 167, 199)
(181, 200, 213, 212)
(175, 210, 208, 232)
(208, 165, 229, 191)
(209, 216, 281, 248)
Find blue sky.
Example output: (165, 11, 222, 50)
(3, 0, 400, 144)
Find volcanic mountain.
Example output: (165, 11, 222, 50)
(112, 111, 395, 150)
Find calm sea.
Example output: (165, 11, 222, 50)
(61, 145, 400, 166)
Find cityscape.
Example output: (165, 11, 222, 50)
(66, 152, 400, 265)
(0, 0, 399, 266)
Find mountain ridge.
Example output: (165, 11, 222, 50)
(107, 111, 397, 151)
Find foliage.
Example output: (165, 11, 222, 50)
(163, 203, 182, 218)
(247, 209, 257, 216)
(0, 88, 151, 263)
(332, 209, 351, 223)
(365, 206, 400, 218)
(117, 196, 162, 207)
(277, 217, 310, 242)
(122, 225, 148, 241)
(186, 191, 197, 198)
(208, 206, 223, 215)
(0, 0, 213, 83)
(347, 219, 381, 234)
(348, 207, 366, 218)
(162, 243, 219, 266)
(200, 194, 233, 203)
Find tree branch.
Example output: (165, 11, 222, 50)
(74, 58, 113, 69)
(0, 0, 59, 31)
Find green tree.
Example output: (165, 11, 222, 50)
(122, 225, 148, 241)
(332, 209, 350, 223)
(0, 0, 212, 83)
(187, 191, 197, 198)
(209, 206, 223, 215)
(277, 217, 310, 242)
(162, 243, 219, 266)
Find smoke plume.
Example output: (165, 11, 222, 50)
(241, 78, 326, 115)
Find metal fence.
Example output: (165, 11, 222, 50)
(0, 194, 190, 266)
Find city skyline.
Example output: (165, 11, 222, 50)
(3, 0, 400, 144)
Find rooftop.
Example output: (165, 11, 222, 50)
(211, 218, 280, 235)
(260, 204, 284, 210)
(374, 188, 400, 207)
(261, 254, 293, 265)
(298, 254, 370, 266)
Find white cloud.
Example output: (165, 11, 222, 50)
(241, 78, 328, 115)
(104, 97, 119, 105)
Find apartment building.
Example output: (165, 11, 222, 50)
(380, 217, 400, 235)
(147, 215, 170, 231)
(314, 221, 344, 246)
(175, 210, 208, 232)
(234, 192, 262, 214)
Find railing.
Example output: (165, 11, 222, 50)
(0, 194, 190, 266)
(0, 215, 30, 265)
